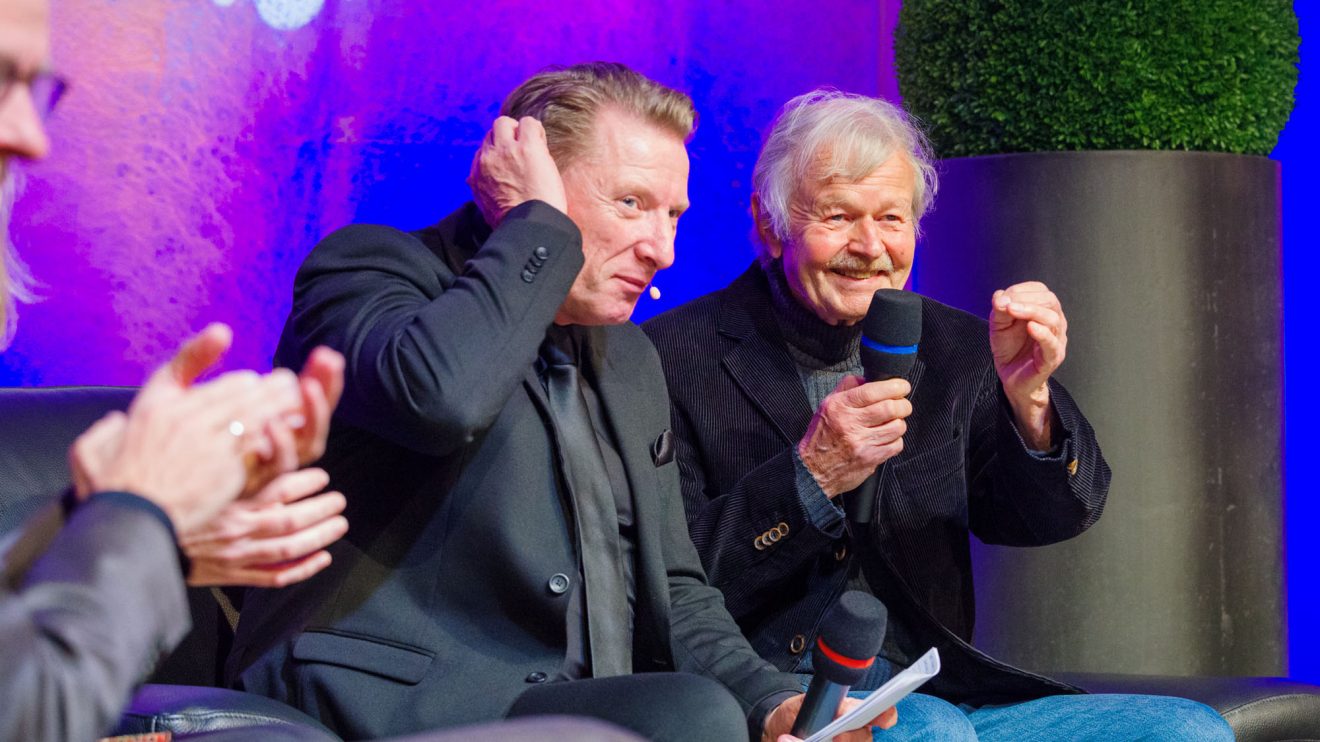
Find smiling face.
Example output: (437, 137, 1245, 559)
(758, 151, 917, 326)
(554, 106, 690, 326)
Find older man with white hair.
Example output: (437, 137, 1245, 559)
(644, 89, 1234, 740)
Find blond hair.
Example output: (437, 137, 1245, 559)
(501, 62, 696, 169)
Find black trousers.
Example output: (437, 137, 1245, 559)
(508, 672, 751, 742)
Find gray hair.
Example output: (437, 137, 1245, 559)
(0, 172, 36, 349)
(501, 62, 696, 170)
(752, 89, 938, 260)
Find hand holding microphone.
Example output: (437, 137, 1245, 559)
(797, 289, 922, 500)
(846, 289, 922, 522)
(783, 590, 894, 740)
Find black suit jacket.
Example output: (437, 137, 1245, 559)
(643, 263, 1112, 705)
(227, 204, 798, 740)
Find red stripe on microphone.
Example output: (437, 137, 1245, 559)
(815, 637, 875, 670)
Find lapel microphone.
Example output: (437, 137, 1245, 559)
(845, 288, 923, 524)
(791, 590, 889, 737)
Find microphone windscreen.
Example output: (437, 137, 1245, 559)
(814, 590, 888, 684)
(860, 289, 922, 381)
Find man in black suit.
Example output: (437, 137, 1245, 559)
(228, 64, 891, 742)
(643, 90, 1234, 740)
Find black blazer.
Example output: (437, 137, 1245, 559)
(643, 263, 1112, 705)
(227, 204, 798, 739)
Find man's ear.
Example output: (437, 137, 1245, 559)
(750, 194, 784, 260)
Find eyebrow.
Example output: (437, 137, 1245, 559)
(814, 191, 912, 213)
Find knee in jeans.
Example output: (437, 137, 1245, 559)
(880, 693, 976, 741)
(1146, 699, 1234, 742)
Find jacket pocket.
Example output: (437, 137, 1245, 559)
(891, 435, 967, 521)
(292, 630, 433, 684)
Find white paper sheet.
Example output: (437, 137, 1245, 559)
(801, 647, 941, 742)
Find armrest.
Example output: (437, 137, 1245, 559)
(113, 685, 337, 740)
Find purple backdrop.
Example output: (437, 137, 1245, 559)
(2, 0, 895, 383)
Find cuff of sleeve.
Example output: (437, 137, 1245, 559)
(998, 387, 1070, 460)
(508, 199, 579, 236)
(751, 689, 802, 741)
(82, 491, 190, 577)
(793, 448, 845, 532)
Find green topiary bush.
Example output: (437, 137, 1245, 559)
(895, 0, 1299, 157)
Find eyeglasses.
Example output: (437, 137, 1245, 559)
(0, 59, 67, 120)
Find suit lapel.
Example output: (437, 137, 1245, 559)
(905, 355, 926, 407)
(718, 272, 815, 444)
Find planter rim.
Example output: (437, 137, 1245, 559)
(938, 150, 1278, 165)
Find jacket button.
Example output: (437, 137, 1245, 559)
(789, 634, 807, 654)
(534, 246, 550, 260)
(548, 573, 571, 595)
(834, 545, 847, 561)
(525, 671, 548, 683)
(521, 269, 536, 283)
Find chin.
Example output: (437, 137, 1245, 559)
(574, 301, 638, 326)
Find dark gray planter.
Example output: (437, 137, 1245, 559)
(916, 151, 1284, 677)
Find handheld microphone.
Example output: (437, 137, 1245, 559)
(791, 590, 889, 738)
(846, 289, 922, 524)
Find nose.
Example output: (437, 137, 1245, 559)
(848, 218, 886, 259)
(0, 85, 51, 164)
(637, 212, 677, 271)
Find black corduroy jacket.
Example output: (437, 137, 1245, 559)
(644, 263, 1111, 705)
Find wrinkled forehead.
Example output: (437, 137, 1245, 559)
(795, 143, 913, 204)
(0, 0, 50, 71)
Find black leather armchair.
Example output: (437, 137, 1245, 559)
(0, 386, 337, 741)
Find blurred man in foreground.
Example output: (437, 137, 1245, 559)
(0, 0, 346, 738)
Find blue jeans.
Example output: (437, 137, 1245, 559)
(865, 691, 1234, 741)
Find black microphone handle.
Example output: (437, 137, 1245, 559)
(848, 350, 909, 525)
(845, 468, 881, 524)
(791, 677, 851, 738)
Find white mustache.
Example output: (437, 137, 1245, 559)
(827, 253, 894, 274)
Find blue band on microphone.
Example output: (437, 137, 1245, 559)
(861, 337, 918, 355)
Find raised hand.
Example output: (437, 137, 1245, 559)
(468, 115, 567, 225)
(989, 281, 1068, 450)
(69, 324, 302, 534)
